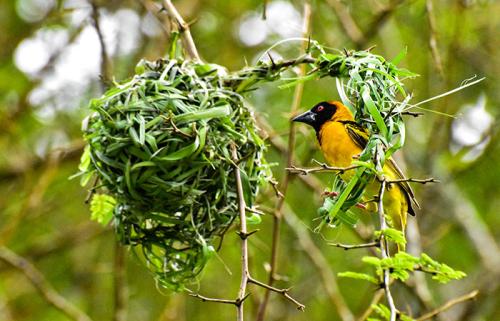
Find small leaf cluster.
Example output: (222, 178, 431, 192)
(340, 252, 466, 285)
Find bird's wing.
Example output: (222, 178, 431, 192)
(341, 120, 420, 215)
(341, 121, 369, 150)
(386, 158, 421, 215)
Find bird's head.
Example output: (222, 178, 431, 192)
(292, 101, 353, 132)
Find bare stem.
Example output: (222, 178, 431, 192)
(0, 246, 93, 321)
(385, 177, 439, 185)
(231, 144, 250, 321)
(328, 242, 379, 250)
(188, 291, 240, 306)
(161, 0, 200, 61)
(377, 179, 397, 321)
(249, 278, 304, 311)
(425, 0, 444, 77)
(416, 290, 479, 321)
(90, 0, 112, 89)
(325, 0, 365, 45)
(255, 2, 312, 320)
(287, 164, 360, 175)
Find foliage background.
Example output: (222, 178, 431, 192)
(0, 0, 499, 320)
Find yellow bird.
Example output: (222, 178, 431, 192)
(292, 101, 419, 232)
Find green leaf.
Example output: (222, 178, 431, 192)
(390, 47, 407, 66)
(362, 85, 388, 138)
(362, 256, 382, 267)
(173, 105, 231, 124)
(375, 228, 407, 247)
(90, 194, 116, 225)
(156, 135, 200, 161)
(338, 271, 378, 284)
(245, 213, 262, 225)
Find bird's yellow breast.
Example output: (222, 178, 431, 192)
(319, 121, 362, 168)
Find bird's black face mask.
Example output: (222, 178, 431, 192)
(292, 101, 337, 132)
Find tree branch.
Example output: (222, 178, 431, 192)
(231, 144, 250, 321)
(325, 0, 365, 45)
(161, 0, 200, 61)
(377, 179, 397, 321)
(328, 241, 379, 250)
(425, 0, 444, 78)
(287, 164, 360, 175)
(385, 177, 439, 185)
(90, 0, 112, 89)
(0, 246, 93, 321)
(256, 2, 312, 320)
(416, 290, 479, 321)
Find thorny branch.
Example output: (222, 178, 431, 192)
(256, 2, 312, 320)
(189, 145, 304, 319)
(232, 144, 251, 321)
(377, 178, 398, 321)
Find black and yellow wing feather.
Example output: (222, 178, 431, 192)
(340, 120, 420, 215)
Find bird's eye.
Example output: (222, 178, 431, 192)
(316, 105, 324, 112)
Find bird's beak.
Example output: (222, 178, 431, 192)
(292, 110, 316, 125)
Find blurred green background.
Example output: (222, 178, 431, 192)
(0, 0, 499, 320)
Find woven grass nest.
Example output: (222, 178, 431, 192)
(79, 59, 270, 290)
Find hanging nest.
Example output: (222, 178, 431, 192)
(79, 59, 270, 290)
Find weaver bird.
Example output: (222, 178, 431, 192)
(292, 101, 419, 232)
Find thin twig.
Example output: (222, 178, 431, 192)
(385, 177, 439, 185)
(231, 144, 250, 321)
(287, 164, 360, 175)
(425, 0, 444, 78)
(328, 242, 379, 250)
(325, 0, 365, 45)
(90, 0, 112, 89)
(416, 290, 479, 321)
(377, 179, 397, 321)
(161, 0, 200, 61)
(188, 292, 240, 306)
(256, 2, 312, 320)
(249, 278, 305, 311)
(0, 246, 93, 321)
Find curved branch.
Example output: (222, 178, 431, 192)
(0, 247, 93, 321)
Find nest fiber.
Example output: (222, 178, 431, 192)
(80, 59, 269, 289)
